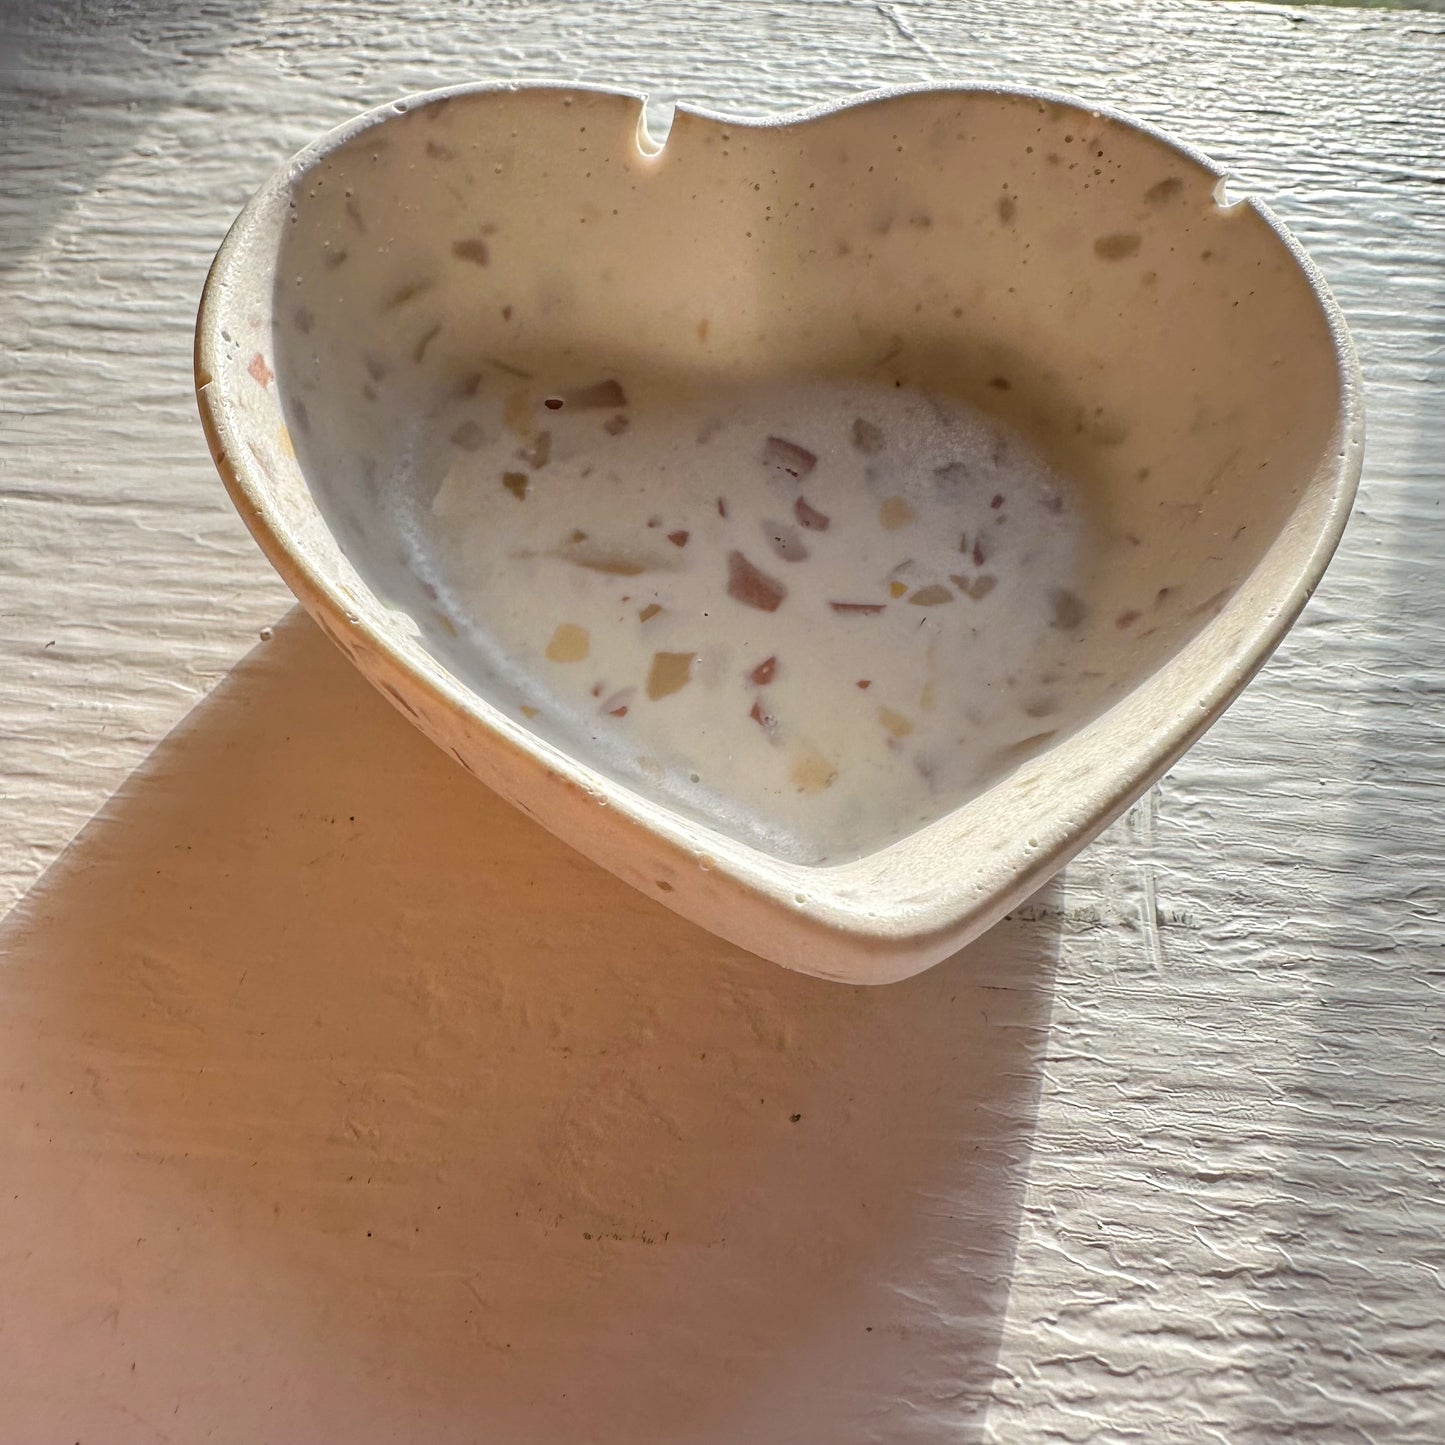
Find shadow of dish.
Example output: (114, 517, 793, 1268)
(0, 608, 1062, 1445)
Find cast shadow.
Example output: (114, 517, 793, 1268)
(0, 608, 1063, 1444)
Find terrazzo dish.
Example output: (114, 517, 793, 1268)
(195, 83, 1362, 983)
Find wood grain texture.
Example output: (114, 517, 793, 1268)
(1, 1, 1441, 1440)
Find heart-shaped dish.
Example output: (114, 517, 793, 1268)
(196, 83, 1362, 983)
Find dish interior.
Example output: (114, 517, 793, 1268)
(262, 87, 1342, 864)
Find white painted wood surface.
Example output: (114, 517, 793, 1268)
(1, 0, 1441, 1439)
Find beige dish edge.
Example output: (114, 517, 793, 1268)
(194, 81, 1363, 985)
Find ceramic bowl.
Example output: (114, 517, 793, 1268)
(195, 83, 1362, 983)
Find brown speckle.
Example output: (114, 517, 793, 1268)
(383, 279, 435, 311)
(248, 353, 273, 387)
(851, 417, 885, 454)
(794, 496, 830, 530)
(451, 420, 484, 450)
(791, 743, 838, 794)
(413, 322, 442, 363)
(880, 496, 915, 530)
(603, 414, 629, 436)
(996, 194, 1017, 224)
(639, 603, 662, 622)
(749, 698, 778, 733)
(293, 306, 314, 334)
(990, 493, 1005, 510)
(727, 551, 787, 611)
(1145, 176, 1184, 204)
(717, 497, 729, 518)
(565, 379, 628, 410)
(426, 138, 456, 161)
(697, 317, 710, 343)
(1049, 588, 1089, 630)
(1094, 232, 1142, 261)
(967, 575, 997, 600)
(988, 376, 1011, 391)
(889, 581, 908, 599)
(764, 521, 809, 563)
(750, 655, 778, 686)
(545, 624, 589, 662)
(451, 237, 490, 265)
(323, 247, 349, 270)
(565, 548, 648, 576)
(502, 471, 528, 500)
(345, 197, 366, 232)
(1116, 609, 1141, 628)
(668, 530, 690, 548)
(656, 879, 674, 892)
(831, 601, 885, 615)
(543, 397, 564, 411)
(879, 707, 914, 739)
(647, 651, 696, 701)
(762, 435, 817, 479)
(909, 584, 953, 607)
(856, 679, 872, 690)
